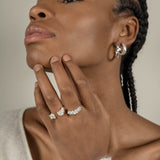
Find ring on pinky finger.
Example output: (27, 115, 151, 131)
(49, 113, 57, 120)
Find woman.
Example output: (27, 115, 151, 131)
(0, 0, 160, 159)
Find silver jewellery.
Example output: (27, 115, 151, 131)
(49, 113, 56, 120)
(49, 106, 82, 119)
(67, 106, 82, 115)
(49, 107, 65, 120)
(57, 107, 65, 116)
(115, 42, 127, 59)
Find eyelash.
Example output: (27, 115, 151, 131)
(63, 0, 82, 4)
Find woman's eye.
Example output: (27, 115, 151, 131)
(63, 0, 82, 4)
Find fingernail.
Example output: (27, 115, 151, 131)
(35, 82, 38, 87)
(63, 55, 71, 61)
(34, 64, 42, 72)
(51, 56, 59, 63)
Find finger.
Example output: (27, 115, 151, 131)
(62, 55, 97, 111)
(33, 64, 63, 115)
(50, 56, 81, 112)
(34, 82, 55, 129)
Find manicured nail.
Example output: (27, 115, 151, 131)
(63, 55, 71, 61)
(34, 64, 42, 72)
(51, 56, 59, 63)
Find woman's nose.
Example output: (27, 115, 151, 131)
(29, 5, 54, 21)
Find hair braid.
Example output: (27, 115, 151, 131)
(114, 0, 149, 112)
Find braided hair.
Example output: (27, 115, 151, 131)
(113, 0, 149, 113)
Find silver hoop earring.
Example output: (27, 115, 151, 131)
(115, 42, 127, 59)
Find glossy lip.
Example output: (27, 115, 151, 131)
(24, 24, 56, 45)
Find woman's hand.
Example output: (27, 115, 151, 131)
(33, 55, 110, 160)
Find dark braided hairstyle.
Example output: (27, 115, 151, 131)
(113, 0, 149, 113)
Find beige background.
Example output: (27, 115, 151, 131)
(0, 1, 160, 124)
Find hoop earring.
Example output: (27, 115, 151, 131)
(115, 42, 127, 59)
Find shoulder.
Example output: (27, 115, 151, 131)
(109, 108, 160, 156)
(112, 139, 160, 160)
(0, 108, 23, 133)
(126, 109, 160, 145)
(0, 107, 33, 160)
(0, 106, 37, 138)
(128, 110, 160, 141)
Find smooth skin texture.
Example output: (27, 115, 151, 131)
(23, 0, 160, 159)
(34, 55, 110, 160)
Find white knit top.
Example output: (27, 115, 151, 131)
(0, 107, 111, 160)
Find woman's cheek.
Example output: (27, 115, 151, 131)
(26, 18, 107, 70)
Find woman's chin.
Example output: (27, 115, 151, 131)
(26, 53, 53, 72)
(25, 42, 63, 71)
(27, 61, 53, 73)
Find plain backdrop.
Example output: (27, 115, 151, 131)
(0, 0, 160, 125)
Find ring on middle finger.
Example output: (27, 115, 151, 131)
(57, 106, 65, 116)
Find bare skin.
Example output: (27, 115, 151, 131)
(23, 0, 160, 159)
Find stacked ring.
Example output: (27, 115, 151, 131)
(67, 106, 81, 115)
(49, 106, 82, 119)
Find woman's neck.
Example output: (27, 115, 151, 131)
(80, 60, 128, 113)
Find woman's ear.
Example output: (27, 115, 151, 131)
(118, 16, 139, 47)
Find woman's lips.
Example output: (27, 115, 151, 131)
(24, 24, 56, 45)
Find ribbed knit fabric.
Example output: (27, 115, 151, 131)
(0, 107, 111, 160)
(0, 107, 32, 160)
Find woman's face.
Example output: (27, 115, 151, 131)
(25, 0, 117, 71)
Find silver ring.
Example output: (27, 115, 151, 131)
(49, 113, 56, 120)
(57, 107, 65, 116)
(67, 106, 82, 115)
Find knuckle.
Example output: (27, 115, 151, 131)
(45, 92, 55, 103)
(76, 78, 88, 87)
(60, 86, 73, 95)
(36, 103, 43, 110)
